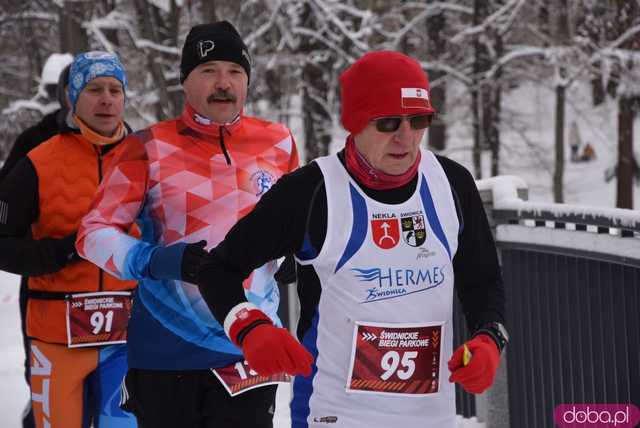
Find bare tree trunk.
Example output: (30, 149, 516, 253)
(616, 96, 634, 208)
(428, 81, 447, 151)
(98, 0, 120, 47)
(265, 65, 293, 126)
(301, 67, 332, 160)
(552, 0, 569, 203)
(471, 88, 482, 179)
(299, 4, 333, 161)
(488, 28, 503, 177)
(490, 80, 501, 177)
(591, 62, 605, 106)
(614, 0, 638, 208)
(471, 0, 489, 179)
(577, 1, 607, 106)
(428, 79, 446, 151)
(538, 0, 550, 39)
(167, 1, 183, 113)
(540, 0, 565, 201)
(426, 11, 447, 151)
(553, 82, 565, 203)
(201, 0, 218, 23)
(24, 16, 43, 90)
(59, 0, 89, 53)
(133, 0, 174, 120)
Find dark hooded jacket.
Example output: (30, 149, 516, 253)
(0, 64, 71, 182)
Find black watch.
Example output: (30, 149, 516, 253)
(474, 322, 509, 353)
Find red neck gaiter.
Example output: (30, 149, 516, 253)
(344, 136, 420, 190)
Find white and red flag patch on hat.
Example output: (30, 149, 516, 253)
(401, 87, 431, 109)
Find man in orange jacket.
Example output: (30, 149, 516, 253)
(0, 51, 137, 428)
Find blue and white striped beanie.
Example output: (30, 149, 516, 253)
(67, 51, 128, 111)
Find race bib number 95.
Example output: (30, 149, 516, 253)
(66, 291, 132, 348)
(346, 321, 444, 396)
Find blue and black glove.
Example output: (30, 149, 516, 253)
(148, 240, 210, 283)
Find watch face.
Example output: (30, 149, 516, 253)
(496, 322, 509, 342)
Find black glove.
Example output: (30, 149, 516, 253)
(181, 240, 210, 283)
(0, 232, 79, 276)
(274, 255, 297, 285)
(49, 232, 79, 269)
(147, 240, 210, 282)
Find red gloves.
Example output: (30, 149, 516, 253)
(226, 303, 313, 377)
(242, 324, 313, 377)
(448, 334, 500, 394)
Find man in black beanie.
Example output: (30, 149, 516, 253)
(180, 22, 251, 83)
(179, 21, 252, 125)
(77, 20, 300, 428)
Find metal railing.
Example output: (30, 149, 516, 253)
(477, 176, 640, 428)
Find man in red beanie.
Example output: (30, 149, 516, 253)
(195, 50, 508, 427)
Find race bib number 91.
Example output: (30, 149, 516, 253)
(346, 321, 444, 396)
(66, 291, 132, 348)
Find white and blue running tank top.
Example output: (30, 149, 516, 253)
(292, 149, 460, 428)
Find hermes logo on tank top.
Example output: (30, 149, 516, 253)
(351, 265, 446, 303)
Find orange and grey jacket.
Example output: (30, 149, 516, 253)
(0, 125, 136, 344)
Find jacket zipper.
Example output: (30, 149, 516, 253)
(97, 147, 104, 292)
(219, 126, 231, 165)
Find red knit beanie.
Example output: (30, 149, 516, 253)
(339, 51, 436, 135)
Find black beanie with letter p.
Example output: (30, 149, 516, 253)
(180, 21, 251, 84)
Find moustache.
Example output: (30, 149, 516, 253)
(207, 91, 236, 103)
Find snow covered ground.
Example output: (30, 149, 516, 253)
(0, 271, 29, 428)
(443, 80, 640, 209)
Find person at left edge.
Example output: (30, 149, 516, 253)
(0, 51, 138, 428)
(0, 53, 73, 428)
(0, 53, 73, 182)
(76, 21, 299, 428)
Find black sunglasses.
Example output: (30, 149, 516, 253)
(373, 114, 434, 133)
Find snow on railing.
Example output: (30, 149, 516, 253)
(476, 175, 640, 265)
(477, 175, 640, 235)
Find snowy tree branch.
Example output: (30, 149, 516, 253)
(450, 0, 524, 43)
